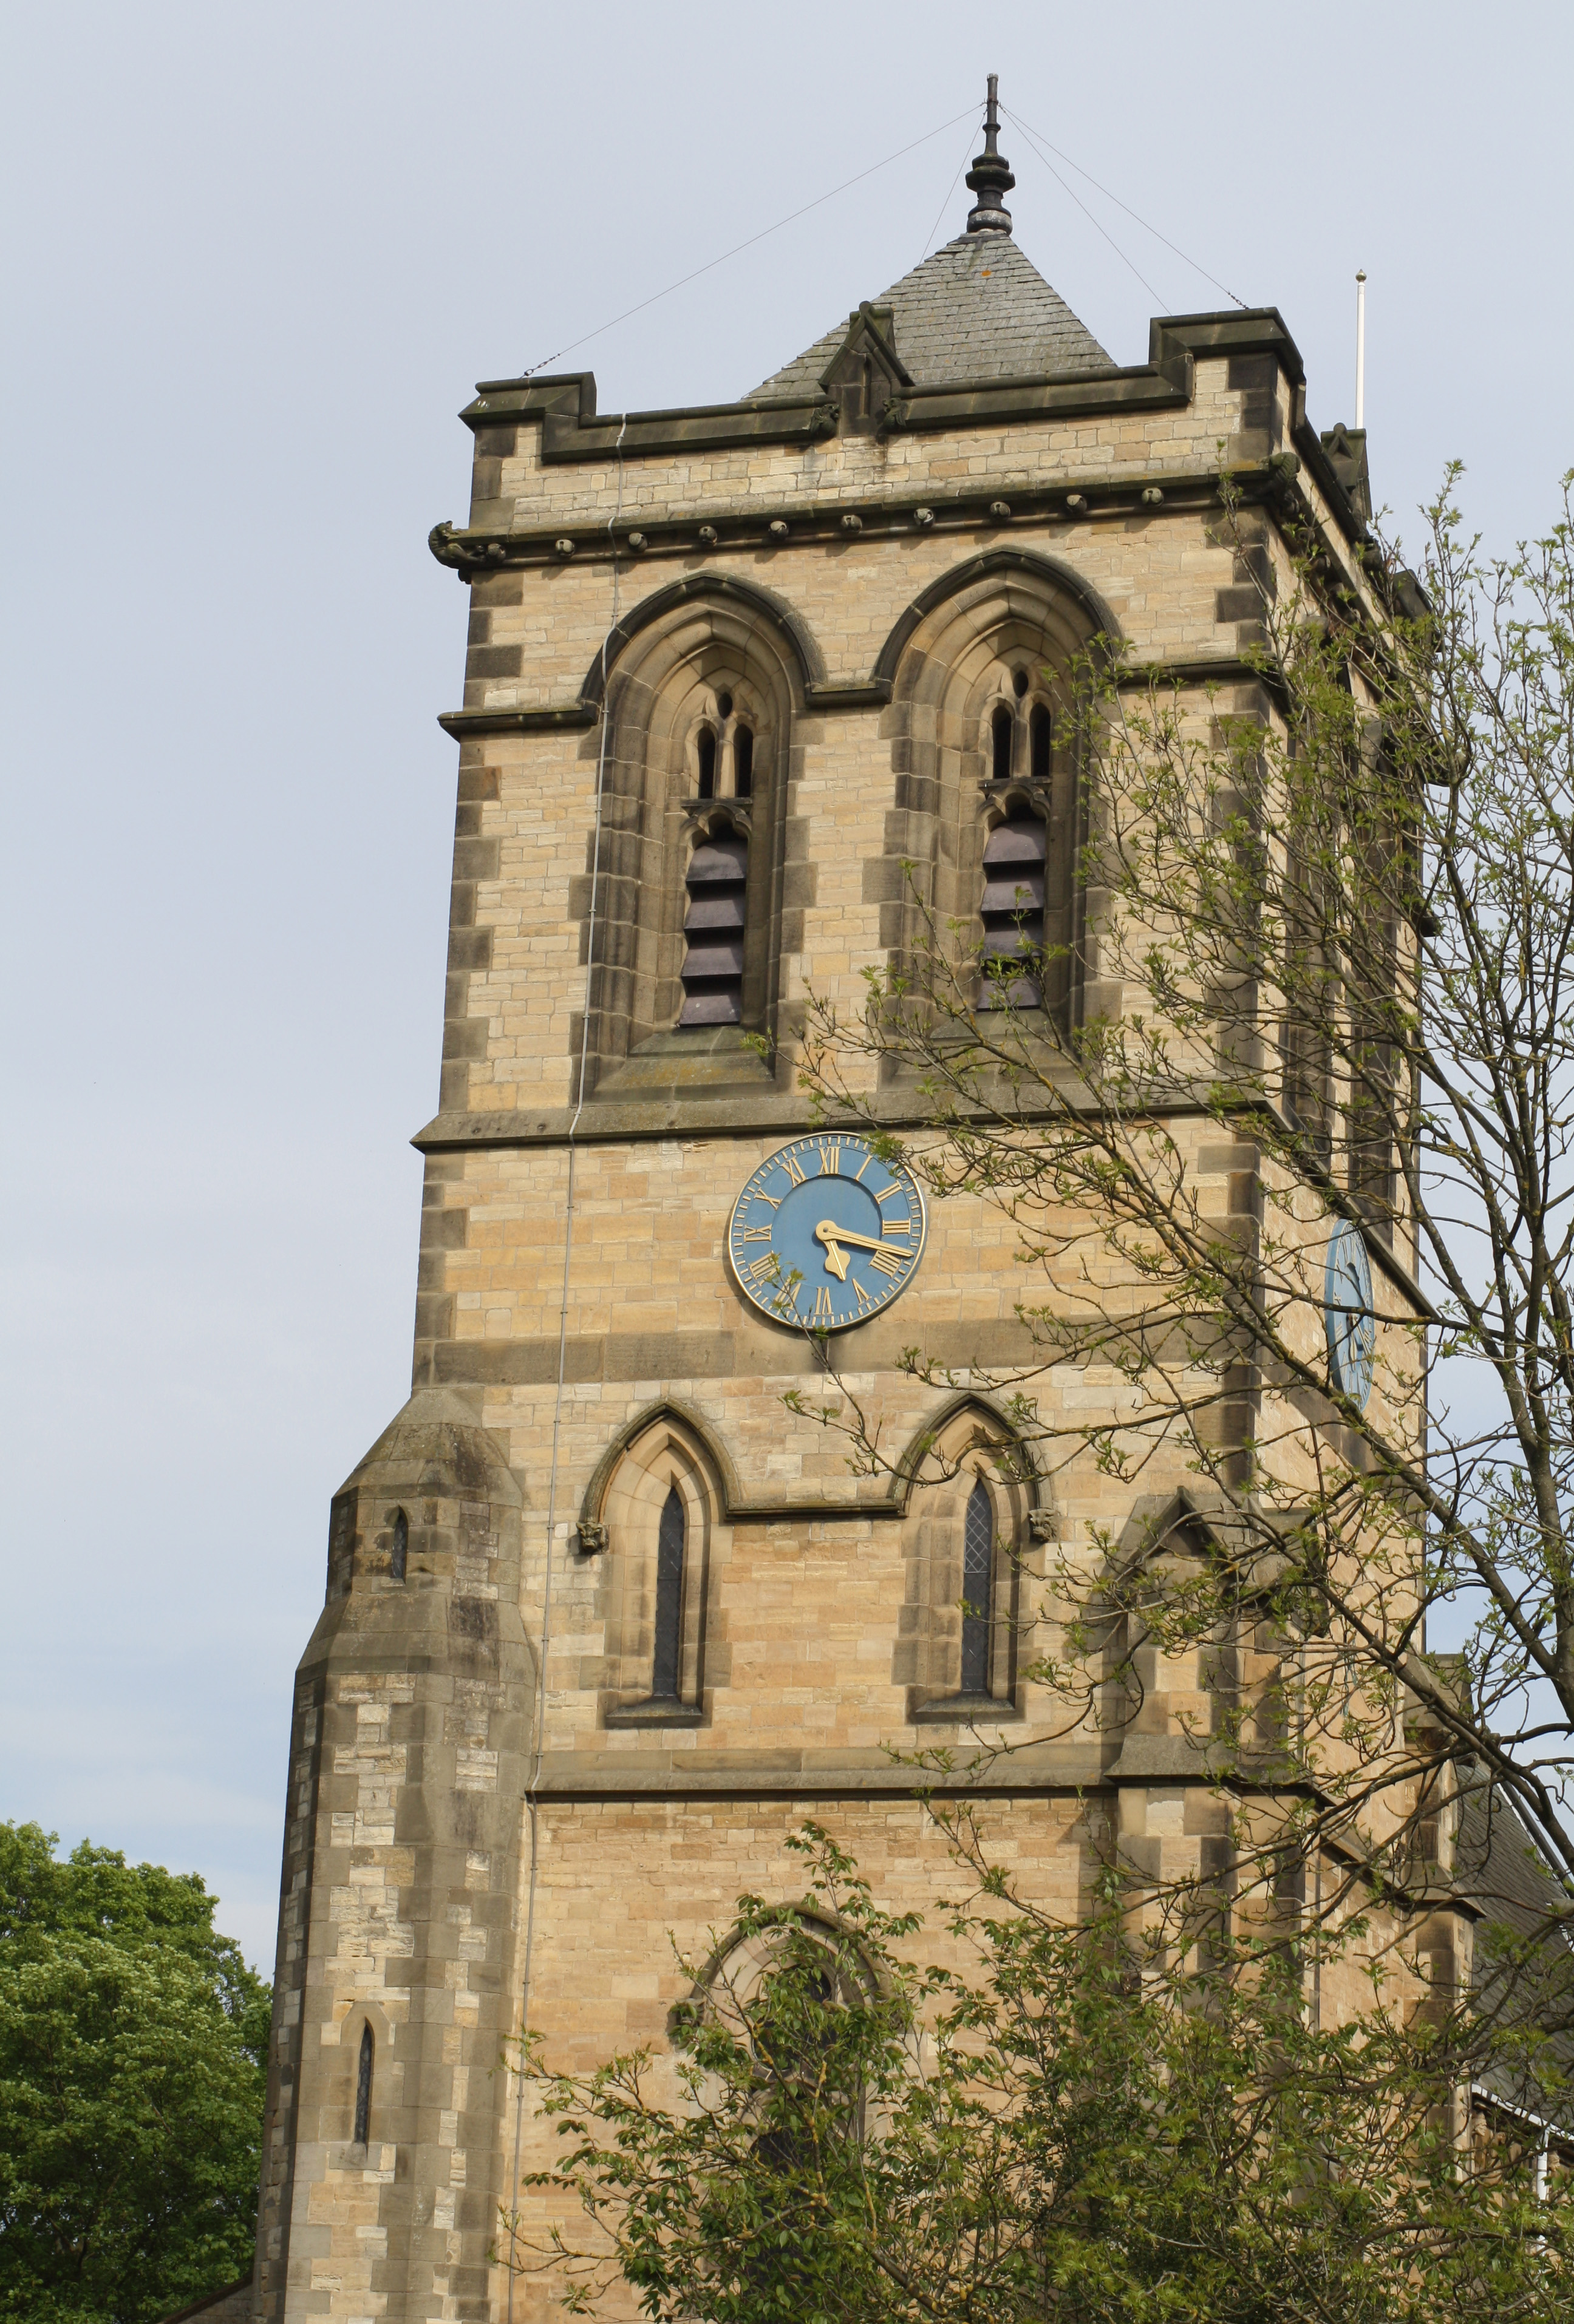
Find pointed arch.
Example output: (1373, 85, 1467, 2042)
(579, 1398, 743, 1539)
(890, 1388, 1051, 1519)
(570, 579, 816, 1099)
(583, 1402, 731, 1727)
(577, 570, 825, 712)
(868, 550, 1122, 1032)
(891, 1393, 1048, 1721)
(334, 1994, 395, 2154)
(870, 548, 1122, 693)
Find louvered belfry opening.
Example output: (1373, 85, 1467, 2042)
(979, 810, 1048, 1007)
(678, 826, 749, 1025)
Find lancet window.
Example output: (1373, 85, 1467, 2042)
(959, 1479, 995, 1696)
(651, 1486, 686, 1699)
(893, 1401, 1035, 1721)
(353, 2023, 373, 2145)
(587, 1410, 724, 1726)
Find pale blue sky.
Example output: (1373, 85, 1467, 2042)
(3, 0, 1570, 1967)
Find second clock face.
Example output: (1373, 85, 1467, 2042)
(1325, 1220, 1376, 1410)
(727, 1134, 927, 1331)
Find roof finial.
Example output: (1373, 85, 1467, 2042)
(965, 73, 1015, 236)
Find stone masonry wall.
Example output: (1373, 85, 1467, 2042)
(249, 313, 1437, 2324)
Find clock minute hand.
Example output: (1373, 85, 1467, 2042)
(814, 1220, 898, 1259)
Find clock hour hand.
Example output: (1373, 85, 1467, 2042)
(816, 1229, 850, 1280)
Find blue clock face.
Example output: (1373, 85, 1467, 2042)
(727, 1134, 927, 1331)
(1325, 1221, 1375, 1409)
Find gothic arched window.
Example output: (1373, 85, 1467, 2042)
(959, 1480, 995, 1696)
(684, 1914, 874, 2138)
(353, 2023, 373, 2145)
(593, 1414, 720, 1727)
(896, 1405, 1029, 1723)
(652, 1485, 686, 1701)
(875, 554, 1114, 1045)
(576, 585, 805, 1100)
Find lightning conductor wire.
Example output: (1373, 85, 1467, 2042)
(504, 413, 627, 2321)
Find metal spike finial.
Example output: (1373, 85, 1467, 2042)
(965, 72, 1015, 235)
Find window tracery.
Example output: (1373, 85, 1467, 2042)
(876, 552, 1117, 1041)
(1030, 701, 1052, 783)
(991, 701, 1014, 782)
(579, 588, 806, 1099)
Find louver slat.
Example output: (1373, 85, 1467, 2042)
(979, 813, 1047, 1009)
(680, 831, 749, 1025)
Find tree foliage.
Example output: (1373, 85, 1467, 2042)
(782, 474, 1574, 1959)
(0, 1821, 269, 2324)
(514, 480, 1574, 2315)
(520, 1825, 1573, 2324)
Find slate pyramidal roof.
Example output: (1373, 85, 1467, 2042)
(747, 229, 1113, 402)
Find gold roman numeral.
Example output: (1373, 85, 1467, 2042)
(854, 1277, 874, 1312)
(812, 1287, 834, 1323)
(853, 1150, 874, 1182)
(741, 1226, 772, 1243)
(817, 1141, 840, 1177)
(748, 1255, 780, 1286)
(876, 1184, 904, 1206)
(868, 1246, 907, 1278)
(882, 1219, 911, 1238)
(780, 1152, 806, 1187)
(754, 1191, 782, 1209)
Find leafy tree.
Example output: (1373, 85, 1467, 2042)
(517, 1825, 1573, 2324)
(782, 474, 1574, 1961)
(0, 1821, 268, 2324)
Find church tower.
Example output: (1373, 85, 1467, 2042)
(248, 85, 1410, 2323)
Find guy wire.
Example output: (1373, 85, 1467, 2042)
(1001, 101, 1246, 311)
(915, 109, 986, 270)
(520, 107, 977, 376)
(504, 412, 627, 2320)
